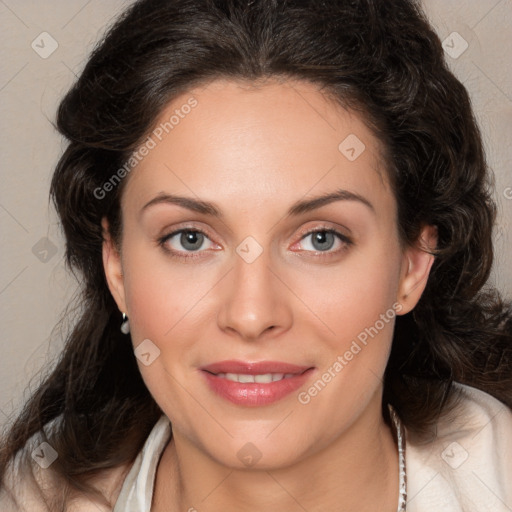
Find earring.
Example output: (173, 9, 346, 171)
(120, 312, 130, 334)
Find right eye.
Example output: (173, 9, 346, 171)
(158, 228, 217, 259)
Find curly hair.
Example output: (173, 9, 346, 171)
(1, 0, 511, 509)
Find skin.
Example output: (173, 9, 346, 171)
(102, 78, 437, 511)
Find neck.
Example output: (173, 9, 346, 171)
(152, 392, 399, 512)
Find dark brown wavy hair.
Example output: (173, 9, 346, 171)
(1, 0, 511, 509)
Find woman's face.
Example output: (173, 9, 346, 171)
(103, 78, 435, 469)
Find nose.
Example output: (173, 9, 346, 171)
(216, 245, 293, 341)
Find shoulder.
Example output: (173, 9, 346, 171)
(0, 417, 132, 512)
(405, 382, 512, 512)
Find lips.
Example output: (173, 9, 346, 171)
(200, 360, 315, 407)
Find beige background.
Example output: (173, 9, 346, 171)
(0, 0, 511, 429)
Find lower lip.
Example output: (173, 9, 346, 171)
(201, 369, 314, 406)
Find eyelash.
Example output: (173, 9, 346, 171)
(157, 225, 353, 260)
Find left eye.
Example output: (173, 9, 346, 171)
(296, 229, 352, 254)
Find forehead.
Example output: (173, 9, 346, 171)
(122, 78, 393, 218)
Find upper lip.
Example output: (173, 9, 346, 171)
(201, 360, 313, 375)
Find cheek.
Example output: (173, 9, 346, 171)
(301, 246, 402, 348)
(292, 253, 401, 430)
(119, 242, 208, 415)
(120, 240, 190, 340)
(120, 240, 222, 366)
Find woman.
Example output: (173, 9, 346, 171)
(1, 0, 511, 510)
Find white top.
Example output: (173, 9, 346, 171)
(2, 382, 511, 511)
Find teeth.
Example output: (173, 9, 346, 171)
(216, 372, 295, 383)
(255, 374, 272, 383)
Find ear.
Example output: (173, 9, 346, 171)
(101, 217, 127, 314)
(395, 224, 437, 315)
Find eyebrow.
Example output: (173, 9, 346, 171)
(140, 188, 375, 219)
